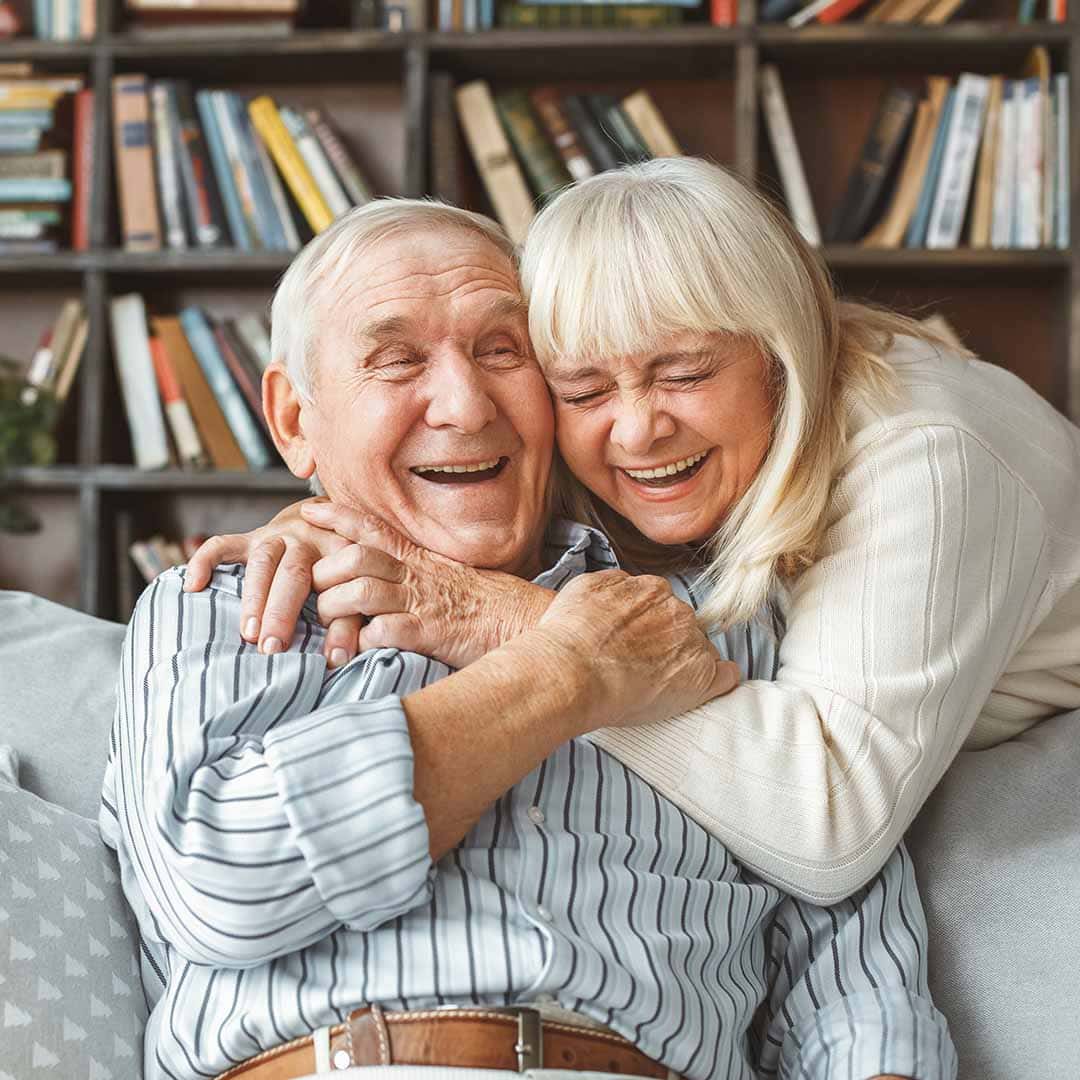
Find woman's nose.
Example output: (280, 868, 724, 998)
(609, 397, 676, 456)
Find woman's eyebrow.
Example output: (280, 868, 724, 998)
(550, 350, 709, 381)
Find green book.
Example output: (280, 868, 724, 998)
(494, 90, 571, 204)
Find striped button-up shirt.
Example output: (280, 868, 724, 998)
(101, 520, 955, 1080)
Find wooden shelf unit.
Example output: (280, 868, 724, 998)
(2, 2, 1077, 619)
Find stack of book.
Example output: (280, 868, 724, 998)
(0, 66, 90, 253)
(765, 0, 1065, 25)
(495, 3, 686, 28)
(762, 48, 1069, 251)
(112, 77, 374, 253)
(129, 534, 207, 582)
(18, 0, 97, 39)
(109, 294, 279, 472)
(122, 0, 299, 36)
(23, 298, 88, 408)
(453, 81, 682, 241)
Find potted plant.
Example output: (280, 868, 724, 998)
(0, 355, 57, 534)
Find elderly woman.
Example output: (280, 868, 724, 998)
(187, 156, 1080, 908)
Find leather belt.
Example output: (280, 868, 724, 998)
(215, 1004, 670, 1080)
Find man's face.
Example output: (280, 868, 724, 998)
(299, 228, 554, 577)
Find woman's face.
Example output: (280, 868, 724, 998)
(545, 331, 776, 546)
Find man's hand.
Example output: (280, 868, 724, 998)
(531, 570, 741, 735)
(304, 501, 553, 669)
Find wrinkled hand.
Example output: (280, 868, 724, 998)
(304, 501, 553, 669)
(182, 497, 358, 664)
(532, 570, 741, 734)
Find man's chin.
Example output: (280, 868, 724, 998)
(415, 524, 540, 578)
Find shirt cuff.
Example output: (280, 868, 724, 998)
(771, 988, 958, 1080)
(263, 696, 433, 929)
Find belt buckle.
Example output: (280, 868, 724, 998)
(436, 1004, 543, 1071)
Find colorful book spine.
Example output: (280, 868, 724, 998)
(112, 74, 162, 251)
(170, 82, 226, 249)
(149, 335, 207, 469)
(195, 88, 252, 250)
(1055, 73, 1068, 249)
(110, 294, 170, 471)
(494, 90, 570, 203)
(529, 89, 594, 183)
(179, 305, 272, 470)
(991, 83, 1018, 249)
(1015, 77, 1042, 249)
(279, 105, 351, 218)
(71, 88, 93, 250)
(905, 89, 955, 248)
(150, 82, 188, 250)
(0, 178, 71, 200)
(0, 109, 53, 129)
(247, 95, 333, 234)
(250, 124, 301, 251)
(307, 108, 373, 206)
(213, 90, 265, 249)
(226, 90, 288, 251)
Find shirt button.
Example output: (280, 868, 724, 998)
(537, 905, 553, 922)
(333, 1050, 352, 1070)
(527, 806, 545, 825)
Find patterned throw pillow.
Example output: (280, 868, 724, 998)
(0, 746, 147, 1079)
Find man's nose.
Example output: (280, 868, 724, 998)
(424, 352, 499, 434)
(609, 395, 676, 457)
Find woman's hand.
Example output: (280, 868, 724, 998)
(302, 501, 554, 670)
(530, 569, 741, 734)
(183, 497, 361, 665)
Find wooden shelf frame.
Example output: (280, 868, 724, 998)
(2, 0, 1078, 617)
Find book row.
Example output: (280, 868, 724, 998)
(112, 76, 375, 254)
(763, 47, 1069, 250)
(762, 0, 1065, 26)
(0, 69, 90, 253)
(454, 80, 682, 242)
(445, 1, 688, 31)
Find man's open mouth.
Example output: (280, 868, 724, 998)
(620, 450, 710, 488)
(411, 457, 510, 484)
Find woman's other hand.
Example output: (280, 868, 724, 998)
(183, 497, 359, 665)
(302, 501, 554, 670)
(532, 570, 741, 734)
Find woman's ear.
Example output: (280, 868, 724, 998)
(263, 362, 316, 480)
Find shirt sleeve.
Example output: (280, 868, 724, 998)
(588, 424, 1053, 903)
(99, 567, 433, 969)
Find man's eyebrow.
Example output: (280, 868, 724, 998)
(549, 350, 710, 381)
(475, 295, 529, 325)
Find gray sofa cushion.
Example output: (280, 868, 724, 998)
(0, 746, 147, 1079)
(0, 591, 125, 819)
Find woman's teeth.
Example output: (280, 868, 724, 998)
(623, 451, 708, 480)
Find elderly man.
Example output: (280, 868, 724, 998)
(102, 200, 953, 1080)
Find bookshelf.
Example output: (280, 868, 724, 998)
(2, 0, 1077, 620)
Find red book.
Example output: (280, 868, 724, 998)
(710, 0, 737, 23)
(817, 0, 870, 21)
(71, 89, 94, 252)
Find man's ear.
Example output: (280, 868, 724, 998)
(263, 362, 316, 480)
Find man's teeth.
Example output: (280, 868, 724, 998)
(623, 451, 708, 480)
(415, 458, 501, 475)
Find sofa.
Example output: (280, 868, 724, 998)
(1, 589, 1078, 1079)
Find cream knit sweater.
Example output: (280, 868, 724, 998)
(590, 334, 1080, 904)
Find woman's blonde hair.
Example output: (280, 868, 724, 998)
(521, 157, 963, 630)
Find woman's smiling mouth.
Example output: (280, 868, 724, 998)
(619, 450, 710, 488)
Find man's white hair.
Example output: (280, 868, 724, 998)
(269, 198, 516, 400)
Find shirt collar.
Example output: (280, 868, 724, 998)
(534, 518, 619, 590)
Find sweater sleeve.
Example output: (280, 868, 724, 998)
(100, 567, 433, 968)
(588, 423, 1053, 903)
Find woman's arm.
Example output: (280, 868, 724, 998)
(590, 423, 1053, 904)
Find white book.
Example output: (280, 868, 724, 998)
(150, 83, 188, 251)
(787, 0, 834, 27)
(280, 107, 352, 219)
(926, 74, 990, 249)
(1056, 74, 1069, 249)
(759, 65, 821, 247)
(110, 294, 169, 471)
(234, 314, 272, 371)
(251, 127, 301, 252)
(1015, 78, 1043, 249)
(991, 85, 1018, 249)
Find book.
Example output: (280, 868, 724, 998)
(828, 86, 917, 244)
(589, 95, 651, 165)
(1022, 47, 1053, 248)
(562, 93, 621, 172)
(112, 74, 162, 252)
(212, 319, 272, 441)
(170, 81, 227, 248)
(621, 90, 681, 158)
(179, 305, 272, 470)
(529, 88, 594, 183)
(454, 79, 535, 244)
(1014, 77, 1042, 248)
(816, 0, 872, 22)
(149, 333, 208, 469)
(196, 88, 251, 249)
(494, 89, 570, 203)
(250, 120, 301, 251)
(306, 108, 373, 207)
(150, 82, 189, 250)
(991, 82, 1018, 249)
(213, 90, 266, 249)
(862, 78, 948, 249)
(53, 311, 88, 404)
(968, 76, 1003, 248)
(233, 313, 272, 371)
(247, 95, 333, 234)
(925, 73, 990, 249)
(110, 294, 170, 470)
(151, 314, 247, 470)
(759, 0, 802, 17)
(0, 178, 70, 201)
(759, 65, 820, 247)
(226, 90, 290, 250)
(70, 87, 93, 250)
(279, 105, 352, 219)
(1055, 73, 1068, 249)
(905, 89, 955, 248)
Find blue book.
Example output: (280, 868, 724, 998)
(0, 130, 43, 153)
(225, 91, 287, 252)
(905, 89, 955, 249)
(195, 90, 251, 251)
(480, 0, 495, 28)
(0, 110, 52, 130)
(760, 0, 803, 19)
(0, 178, 72, 202)
(1018, 0, 1037, 21)
(179, 306, 272, 471)
(32, 0, 50, 38)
